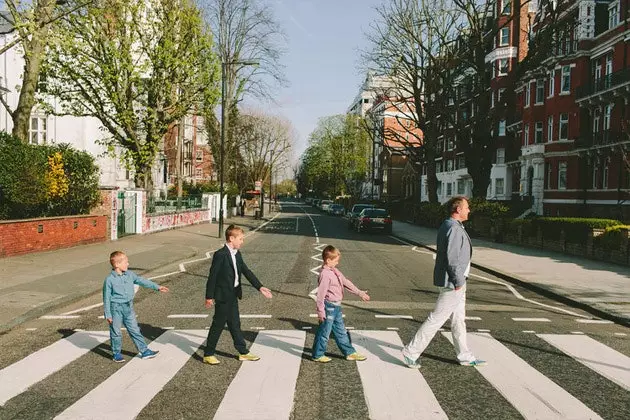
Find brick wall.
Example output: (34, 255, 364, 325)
(0, 215, 108, 257)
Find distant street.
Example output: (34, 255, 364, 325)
(0, 204, 629, 419)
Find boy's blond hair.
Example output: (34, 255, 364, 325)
(225, 224, 244, 241)
(321, 245, 339, 263)
(109, 251, 126, 268)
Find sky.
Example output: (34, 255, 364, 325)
(249, 0, 384, 165)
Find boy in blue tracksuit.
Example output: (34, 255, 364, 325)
(103, 251, 169, 362)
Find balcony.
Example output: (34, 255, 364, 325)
(576, 69, 630, 102)
(575, 130, 624, 148)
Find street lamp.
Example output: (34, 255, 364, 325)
(218, 59, 258, 238)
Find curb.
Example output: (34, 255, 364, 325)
(392, 232, 630, 329)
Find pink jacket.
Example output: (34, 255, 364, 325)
(316, 265, 363, 318)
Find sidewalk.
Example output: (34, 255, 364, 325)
(0, 215, 272, 334)
(392, 220, 630, 327)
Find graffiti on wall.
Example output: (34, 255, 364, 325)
(144, 210, 210, 234)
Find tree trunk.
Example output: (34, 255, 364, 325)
(12, 0, 57, 143)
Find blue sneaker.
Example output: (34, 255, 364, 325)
(112, 353, 125, 363)
(403, 355, 421, 369)
(140, 349, 159, 360)
(460, 359, 486, 367)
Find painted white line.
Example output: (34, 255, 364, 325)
(55, 330, 207, 420)
(310, 254, 323, 262)
(443, 332, 603, 420)
(166, 314, 208, 319)
(351, 330, 447, 419)
(570, 331, 585, 335)
(213, 330, 306, 420)
(346, 327, 355, 330)
(512, 317, 551, 322)
(149, 271, 180, 280)
(411, 246, 434, 255)
(206, 251, 212, 258)
(240, 314, 273, 319)
(469, 273, 588, 318)
(375, 315, 414, 320)
(250, 327, 266, 330)
(389, 236, 415, 247)
(309, 267, 320, 276)
(178, 263, 186, 272)
(73, 329, 84, 332)
(465, 316, 482, 321)
(300, 208, 319, 244)
(538, 334, 630, 391)
(0, 331, 110, 406)
(25, 328, 37, 331)
(522, 330, 536, 334)
(62, 303, 104, 315)
(302, 326, 312, 330)
(309, 313, 344, 318)
(162, 327, 175, 330)
(97, 315, 104, 319)
(576, 319, 614, 324)
(387, 327, 400, 331)
(477, 329, 491, 332)
(614, 333, 627, 337)
(308, 287, 318, 302)
(314, 244, 327, 251)
(39, 315, 81, 320)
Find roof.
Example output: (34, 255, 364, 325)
(0, 11, 14, 35)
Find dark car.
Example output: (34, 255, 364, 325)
(346, 203, 375, 229)
(355, 208, 392, 234)
(329, 204, 345, 216)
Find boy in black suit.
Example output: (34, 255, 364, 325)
(203, 224, 273, 365)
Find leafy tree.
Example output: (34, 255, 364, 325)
(41, 0, 221, 190)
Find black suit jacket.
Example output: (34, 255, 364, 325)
(205, 245, 262, 301)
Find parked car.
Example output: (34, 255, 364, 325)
(312, 199, 321, 208)
(305, 197, 313, 205)
(329, 204, 345, 216)
(346, 203, 375, 229)
(320, 199, 333, 212)
(355, 208, 392, 234)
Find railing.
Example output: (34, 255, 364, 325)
(576, 69, 630, 99)
(147, 194, 207, 215)
(575, 130, 623, 148)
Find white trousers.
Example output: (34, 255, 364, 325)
(403, 284, 475, 362)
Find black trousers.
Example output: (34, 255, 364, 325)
(204, 296, 247, 356)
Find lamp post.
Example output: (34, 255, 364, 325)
(268, 150, 274, 213)
(218, 59, 258, 238)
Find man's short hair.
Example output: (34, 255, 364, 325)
(109, 250, 126, 267)
(225, 224, 244, 241)
(446, 196, 468, 215)
(322, 245, 340, 262)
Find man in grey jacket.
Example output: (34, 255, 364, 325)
(402, 196, 486, 368)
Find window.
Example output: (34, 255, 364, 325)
(498, 120, 506, 136)
(604, 104, 612, 130)
(496, 148, 505, 164)
(497, 88, 505, 104)
(437, 181, 442, 196)
(592, 163, 599, 189)
(547, 116, 554, 142)
(491, 91, 495, 108)
(195, 168, 203, 179)
(457, 156, 466, 169)
(525, 82, 531, 106)
(29, 116, 47, 145)
(446, 159, 454, 172)
(363, 98, 370, 104)
(546, 162, 552, 189)
(524, 124, 530, 145)
(559, 113, 569, 139)
(495, 178, 505, 195)
(502, 0, 511, 14)
(457, 180, 466, 194)
(558, 162, 567, 190)
(447, 137, 455, 150)
(500, 28, 510, 46)
(535, 79, 544, 103)
(609, 2, 619, 29)
(548, 71, 555, 97)
(498, 58, 509, 76)
(535, 121, 543, 143)
(196, 150, 203, 162)
(561, 65, 571, 93)
(446, 182, 452, 196)
(436, 160, 443, 173)
(437, 139, 444, 152)
(603, 161, 609, 189)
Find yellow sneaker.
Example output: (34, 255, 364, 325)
(312, 355, 332, 363)
(238, 353, 260, 361)
(346, 353, 367, 361)
(203, 355, 220, 365)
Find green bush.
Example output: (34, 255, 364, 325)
(532, 217, 623, 243)
(469, 198, 509, 218)
(414, 202, 447, 228)
(0, 132, 99, 219)
(594, 225, 630, 251)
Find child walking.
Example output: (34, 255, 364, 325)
(312, 245, 370, 363)
(103, 251, 169, 363)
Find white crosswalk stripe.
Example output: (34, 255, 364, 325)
(0, 329, 628, 419)
(443, 332, 603, 420)
(55, 329, 207, 420)
(0, 330, 110, 406)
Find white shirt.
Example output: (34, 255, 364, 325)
(226, 244, 239, 287)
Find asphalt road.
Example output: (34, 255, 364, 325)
(1, 204, 629, 419)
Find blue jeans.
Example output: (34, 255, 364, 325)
(109, 301, 148, 355)
(312, 301, 356, 358)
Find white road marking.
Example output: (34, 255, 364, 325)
(387, 327, 399, 331)
(346, 326, 355, 330)
(62, 303, 103, 315)
(576, 319, 614, 324)
(310, 254, 323, 262)
(178, 263, 186, 272)
(25, 328, 37, 331)
(477, 329, 491, 332)
(0, 331, 110, 406)
(250, 327, 266, 330)
(538, 334, 630, 391)
(351, 330, 448, 420)
(570, 331, 585, 335)
(522, 330, 537, 333)
(469, 273, 588, 318)
(614, 333, 627, 337)
(213, 330, 306, 420)
(443, 332, 603, 420)
(55, 330, 206, 420)
(166, 314, 208, 319)
(309, 313, 344, 318)
(375, 315, 414, 319)
(302, 326, 312, 330)
(39, 315, 80, 320)
(512, 317, 551, 322)
(465, 316, 482, 321)
(300, 208, 319, 244)
(239, 314, 272, 318)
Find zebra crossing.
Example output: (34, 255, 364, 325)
(0, 328, 628, 419)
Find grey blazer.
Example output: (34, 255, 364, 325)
(433, 217, 472, 289)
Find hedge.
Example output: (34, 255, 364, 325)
(0, 132, 100, 219)
(593, 225, 630, 251)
